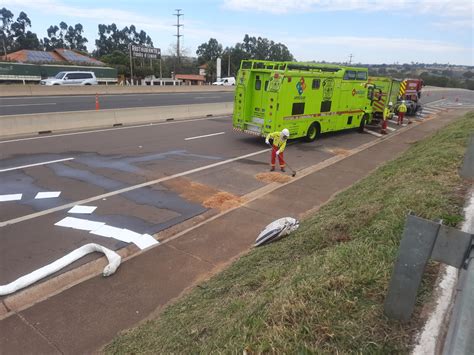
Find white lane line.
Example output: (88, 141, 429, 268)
(0, 115, 231, 145)
(0, 148, 269, 228)
(194, 96, 220, 99)
(0, 157, 74, 173)
(364, 128, 383, 137)
(185, 132, 225, 140)
(1, 103, 57, 108)
(386, 127, 396, 131)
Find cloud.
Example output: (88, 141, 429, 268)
(286, 35, 472, 65)
(223, 0, 473, 19)
(9, 0, 173, 33)
(287, 35, 468, 53)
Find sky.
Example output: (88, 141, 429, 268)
(4, 0, 474, 65)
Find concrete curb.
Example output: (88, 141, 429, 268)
(0, 85, 235, 97)
(0, 102, 234, 138)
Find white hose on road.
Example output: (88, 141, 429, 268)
(0, 243, 121, 296)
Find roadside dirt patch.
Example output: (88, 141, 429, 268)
(162, 177, 220, 204)
(255, 172, 292, 184)
(328, 148, 352, 156)
(164, 177, 242, 212)
(203, 192, 243, 211)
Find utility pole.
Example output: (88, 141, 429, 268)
(173, 9, 183, 64)
(228, 52, 231, 76)
(348, 54, 353, 64)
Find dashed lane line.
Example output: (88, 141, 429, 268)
(0, 158, 74, 173)
(185, 132, 225, 140)
(0, 115, 231, 145)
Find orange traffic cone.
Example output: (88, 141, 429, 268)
(95, 93, 100, 110)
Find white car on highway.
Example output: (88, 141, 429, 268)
(40, 71, 98, 86)
(212, 77, 235, 86)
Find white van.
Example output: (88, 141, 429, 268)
(40, 71, 98, 86)
(212, 77, 235, 86)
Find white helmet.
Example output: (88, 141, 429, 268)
(281, 128, 290, 138)
(388, 101, 393, 106)
(402, 100, 406, 103)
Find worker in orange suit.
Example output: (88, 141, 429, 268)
(265, 128, 289, 172)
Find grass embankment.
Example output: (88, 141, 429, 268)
(106, 112, 474, 353)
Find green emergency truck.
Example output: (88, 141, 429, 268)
(367, 76, 401, 118)
(233, 60, 373, 141)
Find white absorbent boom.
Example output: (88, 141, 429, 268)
(0, 243, 121, 296)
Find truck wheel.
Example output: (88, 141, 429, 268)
(305, 123, 319, 142)
(358, 114, 368, 133)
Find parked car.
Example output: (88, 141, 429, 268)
(40, 71, 98, 86)
(212, 77, 235, 86)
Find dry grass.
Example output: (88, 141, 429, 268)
(105, 112, 473, 354)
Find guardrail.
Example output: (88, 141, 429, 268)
(384, 135, 474, 354)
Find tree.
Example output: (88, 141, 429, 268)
(463, 71, 473, 79)
(9, 11, 41, 51)
(0, 7, 14, 55)
(238, 34, 294, 61)
(196, 38, 222, 64)
(43, 22, 88, 51)
(94, 23, 153, 58)
(197, 35, 295, 80)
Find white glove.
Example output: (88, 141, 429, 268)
(265, 138, 269, 145)
(276, 150, 280, 155)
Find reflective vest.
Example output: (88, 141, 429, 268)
(398, 103, 407, 113)
(266, 131, 287, 152)
(383, 107, 391, 120)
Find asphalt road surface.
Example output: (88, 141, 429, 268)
(0, 87, 472, 296)
(0, 91, 235, 116)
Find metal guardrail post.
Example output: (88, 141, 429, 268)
(442, 246, 474, 354)
(384, 216, 472, 322)
(460, 135, 474, 180)
(384, 215, 440, 321)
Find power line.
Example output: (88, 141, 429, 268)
(173, 9, 183, 64)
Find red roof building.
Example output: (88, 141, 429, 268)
(1, 49, 105, 66)
(175, 74, 206, 85)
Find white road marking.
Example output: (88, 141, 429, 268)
(364, 128, 383, 137)
(0, 157, 74, 173)
(0, 194, 22, 202)
(0, 116, 231, 145)
(1, 103, 57, 107)
(68, 205, 97, 214)
(185, 132, 226, 140)
(386, 127, 396, 131)
(194, 96, 220, 99)
(0, 148, 269, 227)
(35, 191, 61, 199)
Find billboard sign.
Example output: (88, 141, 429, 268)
(130, 45, 161, 59)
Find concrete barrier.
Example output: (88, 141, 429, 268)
(0, 85, 235, 97)
(0, 102, 234, 138)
